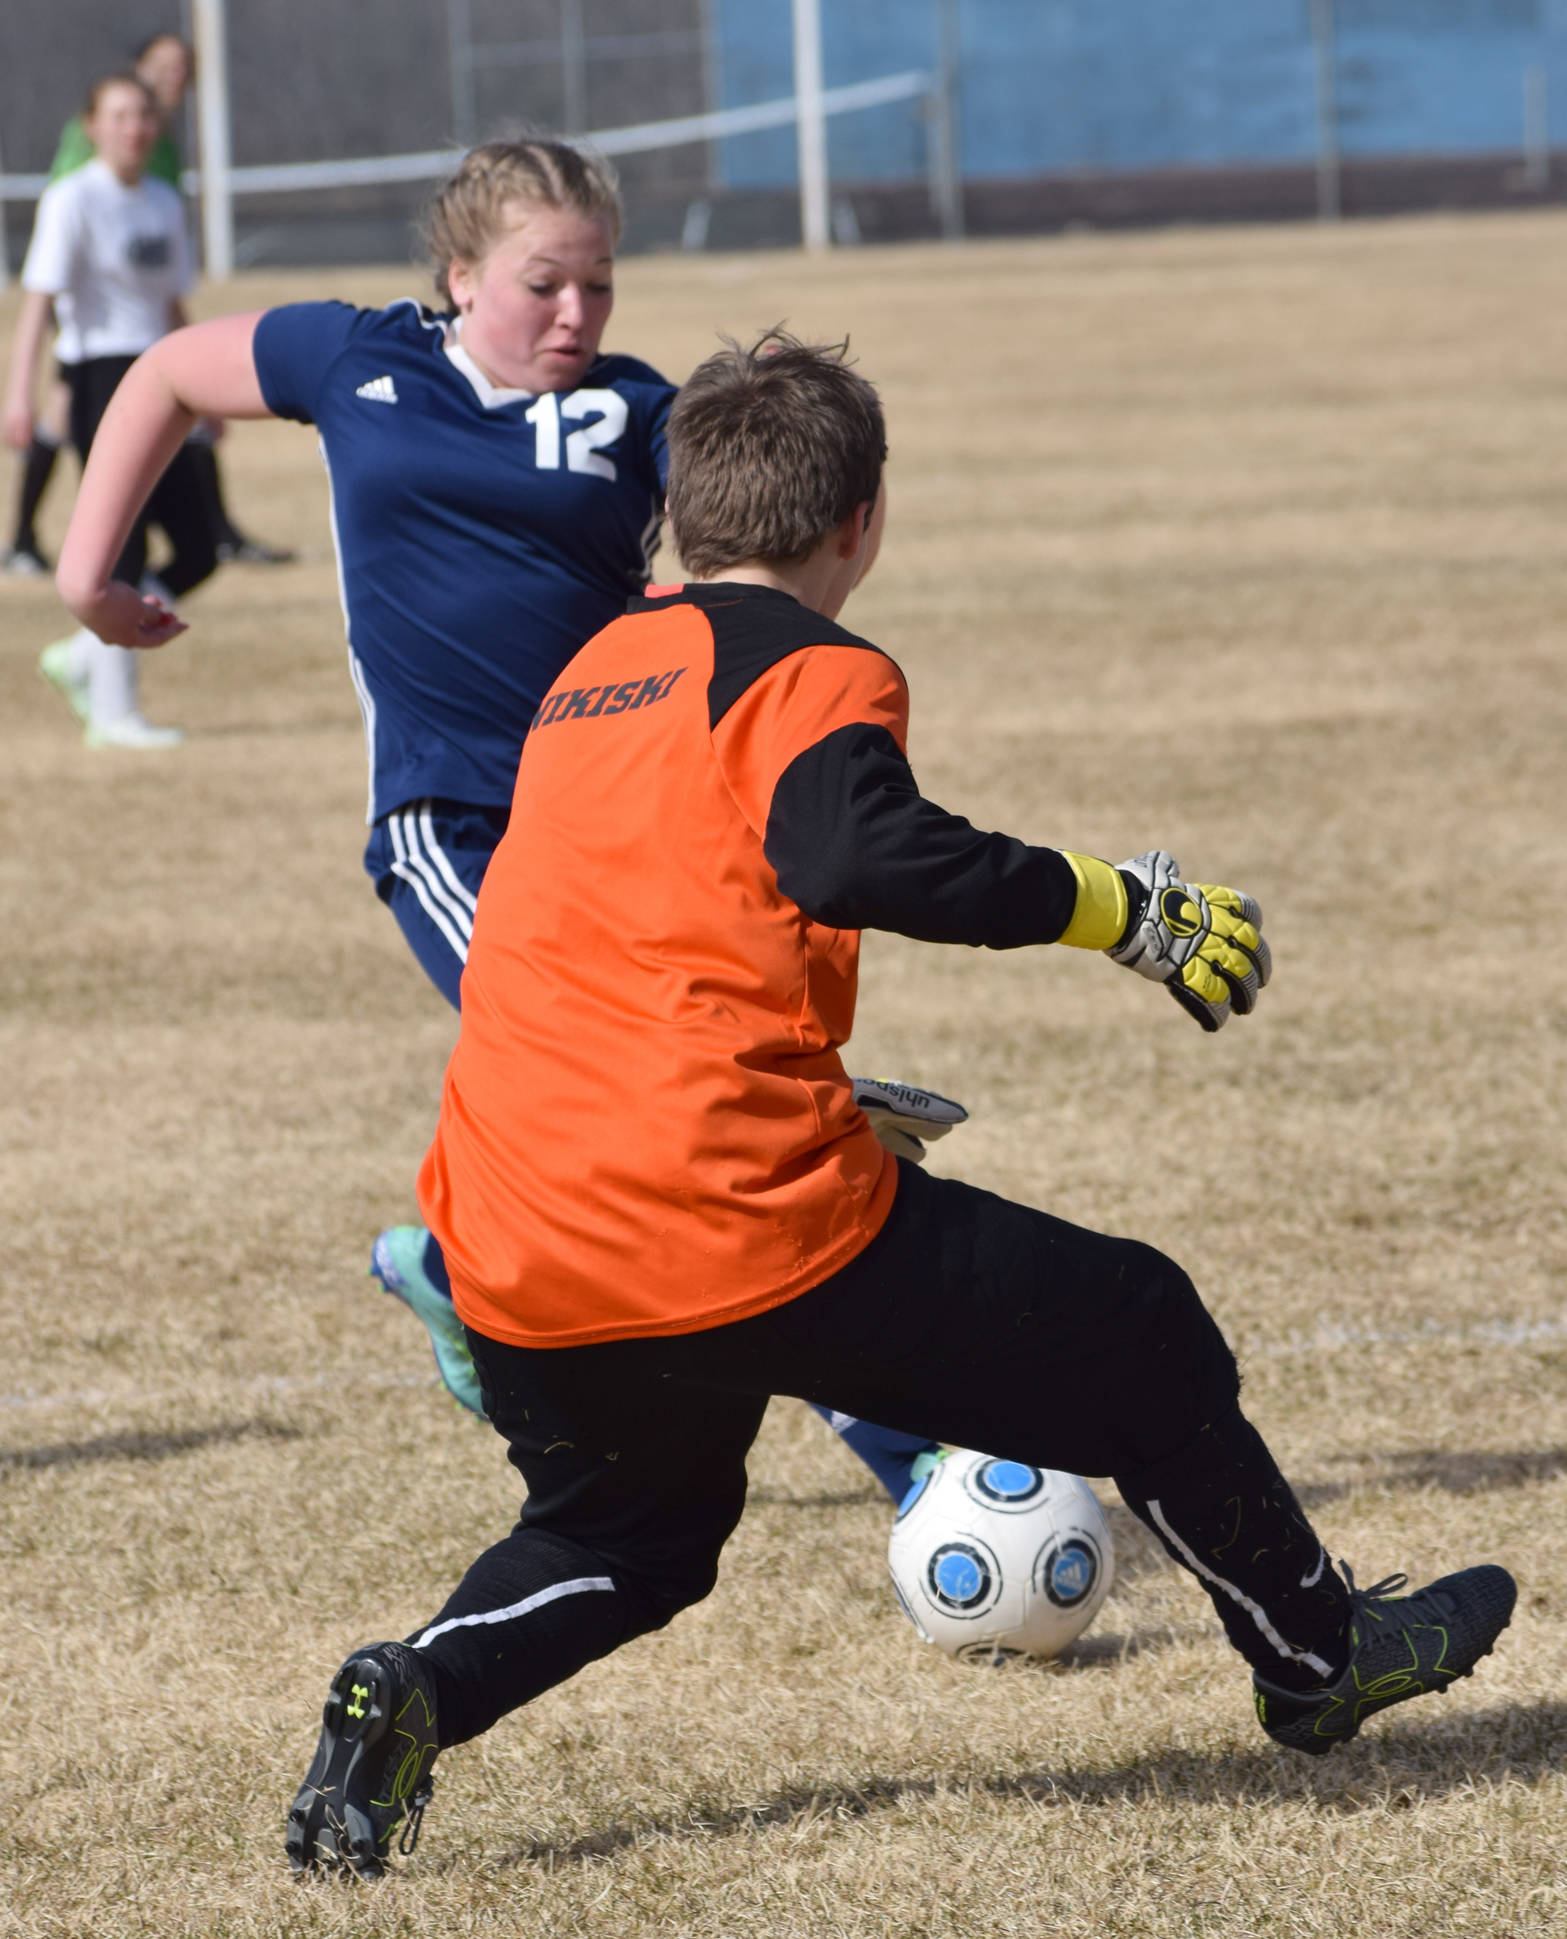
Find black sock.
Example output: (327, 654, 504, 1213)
(12, 433, 60, 552)
(1115, 1403, 1349, 1691)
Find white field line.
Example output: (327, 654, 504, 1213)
(1, 1312, 1564, 1423)
(1241, 1313, 1567, 1360)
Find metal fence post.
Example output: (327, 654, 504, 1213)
(792, 0, 831, 249)
(1524, 63, 1549, 189)
(1311, 0, 1340, 221)
(561, 0, 588, 135)
(447, 0, 476, 147)
(191, 0, 235, 277)
(929, 0, 964, 240)
(698, 0, 723, 193)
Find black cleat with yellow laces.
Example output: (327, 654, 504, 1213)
(1254, 1563, 1516, 1757)
(286, 1641, 439, 1878)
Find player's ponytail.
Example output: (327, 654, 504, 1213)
(423, 139, 623, 305)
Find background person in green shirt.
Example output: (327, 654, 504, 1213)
(49, 32, 188, 188)
(6, 31, 290, 575)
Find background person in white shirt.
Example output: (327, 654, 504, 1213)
(2, 71, 216, 748)
(4, 32, 294, 579)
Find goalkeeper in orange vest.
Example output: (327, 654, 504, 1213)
(287, 331, 1515, 1879)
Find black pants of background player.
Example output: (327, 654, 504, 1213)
(64, 354, 218, 597)
(402, 1160, 1354, 1749)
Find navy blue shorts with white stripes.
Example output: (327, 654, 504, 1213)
(364, 797, 511, 1010)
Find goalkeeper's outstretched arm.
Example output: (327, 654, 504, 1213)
(762, 724, 1269, 1030)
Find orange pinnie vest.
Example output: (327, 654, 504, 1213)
(418, 583, 904, 1347)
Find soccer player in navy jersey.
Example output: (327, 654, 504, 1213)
(55, 137, 957, 1505)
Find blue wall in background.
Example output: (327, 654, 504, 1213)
(713, 1, 1567, 187)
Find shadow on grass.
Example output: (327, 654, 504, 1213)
(0, 1416, 302, 1471)
(1311, 1446, 1567, 1497)
(495, 1699, 1567, 1869)
(748, 1483, 884, 1511)
(1055, 1620, 1218, 1668)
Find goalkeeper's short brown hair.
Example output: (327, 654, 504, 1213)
(667, 331, 886, 576)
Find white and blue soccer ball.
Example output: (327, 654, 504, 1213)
(887, 1450, 1114, 1663)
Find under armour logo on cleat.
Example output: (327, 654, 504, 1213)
(355, 375, 399, 404)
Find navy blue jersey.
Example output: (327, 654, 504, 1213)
(253, 299, 672, 818)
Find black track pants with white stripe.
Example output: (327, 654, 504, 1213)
(407, 1160, 1350, 1746)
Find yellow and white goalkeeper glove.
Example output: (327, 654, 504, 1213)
(851, 1076, 969, 1163)
(1105, 849, 1271, 1033)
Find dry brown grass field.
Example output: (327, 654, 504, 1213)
(3, 209, 1566, 1937)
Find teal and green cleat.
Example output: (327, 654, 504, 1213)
(369, 1226, 484, 1417)
(1254, 1562, 1516, 1756)
(286, 1641, 439, 1879)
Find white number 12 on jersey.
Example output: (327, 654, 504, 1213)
(524, 389, 629, 480)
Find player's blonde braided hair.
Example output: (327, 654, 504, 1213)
(423, 139, 623, 304)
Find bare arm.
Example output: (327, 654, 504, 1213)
(56, 311, 272, 646)
(165, 300, 225, 441)
(3, 289, 56, 451)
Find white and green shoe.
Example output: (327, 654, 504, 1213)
(369, 1226, 484, 1417)
(39, 637, 91, 724)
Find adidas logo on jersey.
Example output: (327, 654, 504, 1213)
(355, 375, 399, 404)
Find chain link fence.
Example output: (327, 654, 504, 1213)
(5, 1, 1567, 271)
